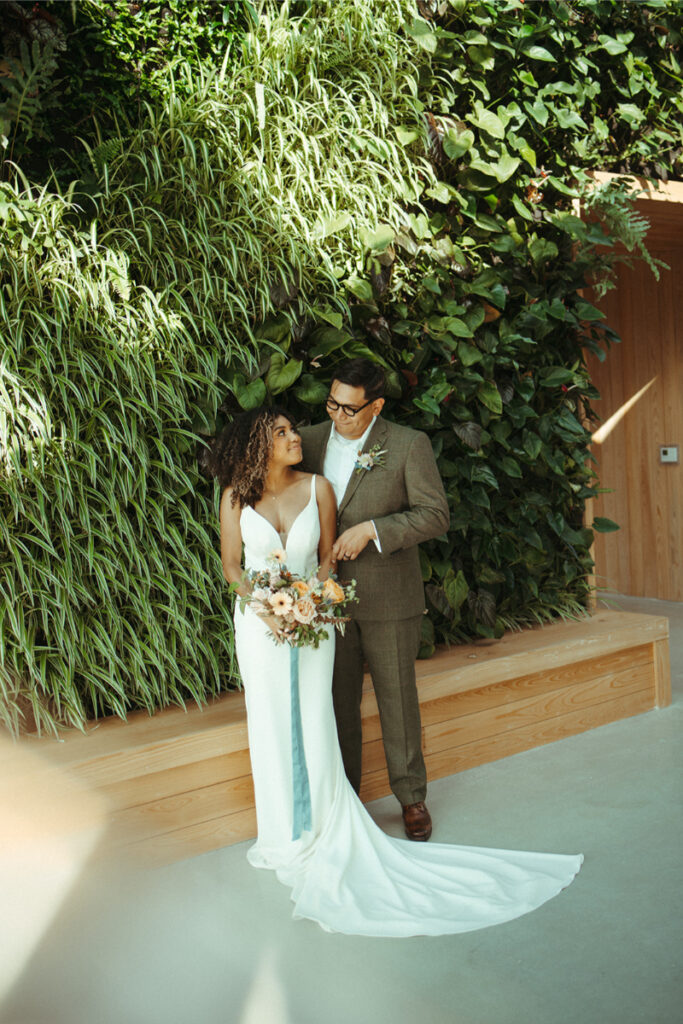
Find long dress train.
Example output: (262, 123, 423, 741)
(233, 475, 582, 937)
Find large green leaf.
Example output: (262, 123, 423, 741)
(265, 354, 303, 395)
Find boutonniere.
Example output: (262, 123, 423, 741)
(354, 443, 387, 473)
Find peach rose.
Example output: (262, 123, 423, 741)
(323, 578, 345, 604)
(292, 580, 310, 596)
(293, 597, 316, 624)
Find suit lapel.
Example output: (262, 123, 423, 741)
(338, 417, 388, 515)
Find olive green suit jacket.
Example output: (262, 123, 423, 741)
(300, 417, 449, 621)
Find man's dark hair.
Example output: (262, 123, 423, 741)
(332, 358, 385, 402)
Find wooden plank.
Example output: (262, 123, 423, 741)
(422, 662, 652, 756)
(125, 806, 258, 866)
(110, 774, 256, 845)
(22, 693, 250, 769)
(358, 661, 652, 795)
(416, 645, 652, 727)
(359, 687, 654, 803)
(100, 748, 254, 811)
(653, 638, 672, 708)
(63, 723, 251, 788)
(425, 687, 654, 778)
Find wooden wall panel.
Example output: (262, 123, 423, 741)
(587, 196, 683, 600)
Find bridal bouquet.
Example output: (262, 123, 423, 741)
(240, 550, 357, 649)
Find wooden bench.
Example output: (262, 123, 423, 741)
(23, 610, 671, 865)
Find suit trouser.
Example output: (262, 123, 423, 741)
(332, 615, 426, 806)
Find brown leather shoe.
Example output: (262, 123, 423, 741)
(402, 801, 432, 841)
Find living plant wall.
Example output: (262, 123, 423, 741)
(0, 0, 681, 735)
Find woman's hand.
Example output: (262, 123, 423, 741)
(261, 612, 294, 642)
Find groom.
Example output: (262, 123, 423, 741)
(300, 359, 449, 840)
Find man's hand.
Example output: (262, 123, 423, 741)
(332, 521, 376, 562)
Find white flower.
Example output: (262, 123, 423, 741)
(354, 444, 387, 474)
(269, 591, 294, 616)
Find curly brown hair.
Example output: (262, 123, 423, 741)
(206, 406, 294, 509)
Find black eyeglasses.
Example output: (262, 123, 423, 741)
(325, 395, 374, 418)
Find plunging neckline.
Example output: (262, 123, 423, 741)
(246, 477, 316, 550)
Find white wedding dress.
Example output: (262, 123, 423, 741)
(234, 476, 582, 937)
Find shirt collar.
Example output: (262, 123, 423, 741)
(330, 417, 376, 451)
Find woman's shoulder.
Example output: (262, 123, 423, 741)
(311, 472, 335, 501)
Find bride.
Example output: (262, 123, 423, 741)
(209, 406, 582, 937)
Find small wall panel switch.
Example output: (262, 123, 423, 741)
(659, 445, 679, 464)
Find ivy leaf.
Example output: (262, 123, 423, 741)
(454, 421, 482, 450)
(519, 524, 544, 550)
(312, 211, 352, 239)
(574, 300, 605, 322)
(523, 431, 543, 459)
(471, 463, 499, 489)
(529, 237, 559, 264)
(547, 175, 577, 196)
(500, 456, 523, 478)
(468, 158, 500, 179)
(443, 568, 469, 612)
(469, 485, 491, 509)
(360, 224, 395, 252)
(308, 326, 353, 357)
(407, 18, 438, 52)
(443, 127, 475, 159)
(556, 108, 588, 131)
(592, 517, 620, 533)
(458, 342, 483, 365)
(447, 317, 474, 338)
(396, 126, 420, 145)
(345, 276, 374, 301)
(478, 565, 507, 584)
(617, 103, 646, 127)
(597, 34, 628, 55)
(414, 393, 441, 415)
(525, 99, 549, 126)
(469, 108, 506, 139)
(523, 44, 556, 61)
(426, 584, 453, 618)
(314, 307, 343, 329)
(512, 194, 534, 220)
(477, 381, 503, 415)
(518, 70, 538, 87)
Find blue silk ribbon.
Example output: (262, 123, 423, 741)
(289, 645, 312, 840)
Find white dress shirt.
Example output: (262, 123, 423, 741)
(324, 418, 381, 550)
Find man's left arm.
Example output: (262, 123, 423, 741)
(372, 432, 449, 557)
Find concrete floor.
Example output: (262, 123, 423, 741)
(2, 594, 682, 1024)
